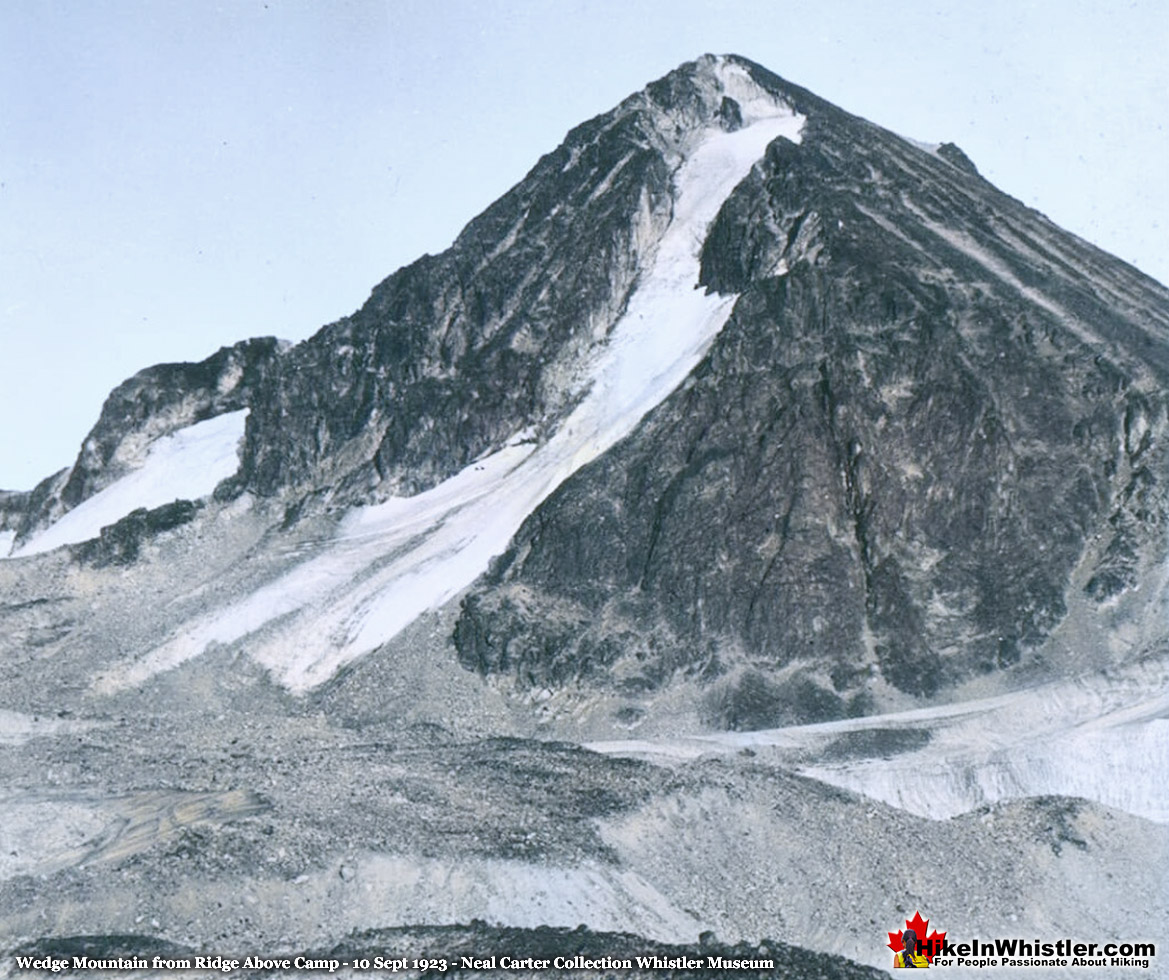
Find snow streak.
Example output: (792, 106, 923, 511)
(98, 75, 805, 693)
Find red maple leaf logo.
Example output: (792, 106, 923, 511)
(887, 910, 947, 963)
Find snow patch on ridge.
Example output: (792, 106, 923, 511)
(98, 91, 805, 694)
(8, 411, 248, 559)
(711, 56, 792, 127)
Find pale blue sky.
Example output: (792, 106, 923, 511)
(2, 0, 1166, 490)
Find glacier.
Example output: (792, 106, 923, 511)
(96, 66, 806, 694)
(588, 660, 1169, 825)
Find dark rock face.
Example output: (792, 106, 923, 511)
(235, 64, 762, 503)
(61, 337, 284, 509)
(936, 141, 979, 175)
(73, 499, 202, 567)
(0, 486, 39, 537)
(1, 470, 67, 545)
(453, 59, 1169, 722)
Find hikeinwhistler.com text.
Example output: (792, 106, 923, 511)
(923, 937, 1156, 969)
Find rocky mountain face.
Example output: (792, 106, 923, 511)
(451, 62, 1169, 725)
(235, 66, 749, 503)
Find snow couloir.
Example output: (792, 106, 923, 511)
(95, 62, 806, 694)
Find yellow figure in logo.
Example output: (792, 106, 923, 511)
(894, 928, 930, 968)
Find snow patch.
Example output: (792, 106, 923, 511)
(0, 709, 98, 746)
(0, 799, 110, 879)
(0, 530, 13, 558)
(0, 788, 264, 880)
(810, 716, 1169, 824)
(588, 665, 1169, 825)
(797, 673, 1169, 824)
(98, 95, 805, 694)
(901, 134, 942, 155)
(710, 56, 795, 127)
(9, 411, 248, 559)
(338, 855, 703, 943)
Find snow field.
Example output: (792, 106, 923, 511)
(8, 410, 248, 559)
(589, 663, 1169, 825)
(796, 688, 1169, 824)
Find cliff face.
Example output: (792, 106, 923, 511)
(235, 66, 749, 503)
(6, 336, 284, 548)
(452, 61, 1169, 724)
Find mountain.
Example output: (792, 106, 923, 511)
(1, 55, 1165, 974)
(454, 68, 1169, 724)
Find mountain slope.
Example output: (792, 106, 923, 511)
(453, 58, 1169, 725)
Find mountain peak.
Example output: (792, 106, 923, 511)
(4, 55, 1169, 723)
(637, 53, 802, 140)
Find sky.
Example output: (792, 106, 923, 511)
(1, 0, 1166, 491)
